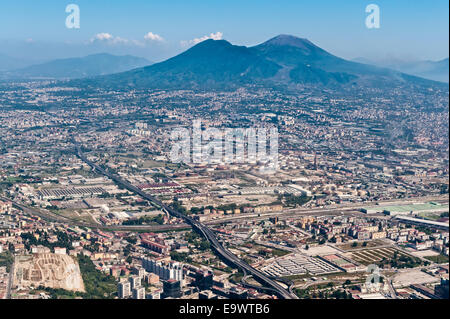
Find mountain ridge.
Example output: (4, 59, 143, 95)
(67, 35, 449, 90)
(5, 53, 152, 80)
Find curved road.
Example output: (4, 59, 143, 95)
(75, 143, 297, 299)
(0, 195, 190, 233)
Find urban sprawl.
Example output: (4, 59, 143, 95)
(0, 82, 448, 300)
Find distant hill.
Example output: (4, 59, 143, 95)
(69, 35, 448, 90)
(353, 57, 449, 83)
(0, 53, 32, 71)
(7, 53, 152, 79)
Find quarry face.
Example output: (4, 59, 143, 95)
(12, 253, 85, 293)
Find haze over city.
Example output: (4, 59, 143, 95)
(0, 0, 448, 308)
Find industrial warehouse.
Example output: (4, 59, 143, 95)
(36, 187, 106, 200)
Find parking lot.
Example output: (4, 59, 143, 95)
(261, 253, 340, 278)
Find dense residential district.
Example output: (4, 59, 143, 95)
(0, 82, 449, 300)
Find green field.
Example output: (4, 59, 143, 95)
(424, 254, 449, 264)
(350, 247, 425, 268)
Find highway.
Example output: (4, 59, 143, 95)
(0, 195, 72, 224)
(204, 195, 448, 226)
(0, 195, 190, 233)
(75, 143, 298, 299)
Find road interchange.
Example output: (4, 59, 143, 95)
(75, 143, 298, 299)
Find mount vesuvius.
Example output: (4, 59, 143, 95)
(70, 35, 448, 91)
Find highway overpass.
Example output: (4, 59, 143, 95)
(75, 143, 298, 299)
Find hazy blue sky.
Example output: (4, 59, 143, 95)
(0, 0, 448, 62)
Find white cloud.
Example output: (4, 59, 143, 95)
(91, 32, 114, 41)
(90, 33, 133, 45)
(181, 32, 223, 47)
(144, 32, 164, 42)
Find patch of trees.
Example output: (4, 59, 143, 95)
(122, 214, 165, 226)
(279, 194, 311, 207)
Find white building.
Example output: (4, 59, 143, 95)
(54, 247, 67, 255)
(129, 275, 141, 290)
(132, 287, 146, 299)
(142, 257, 184, 282)
(118, 282, 131, 299)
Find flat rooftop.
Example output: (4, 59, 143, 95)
(363, 202, 449, 214)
